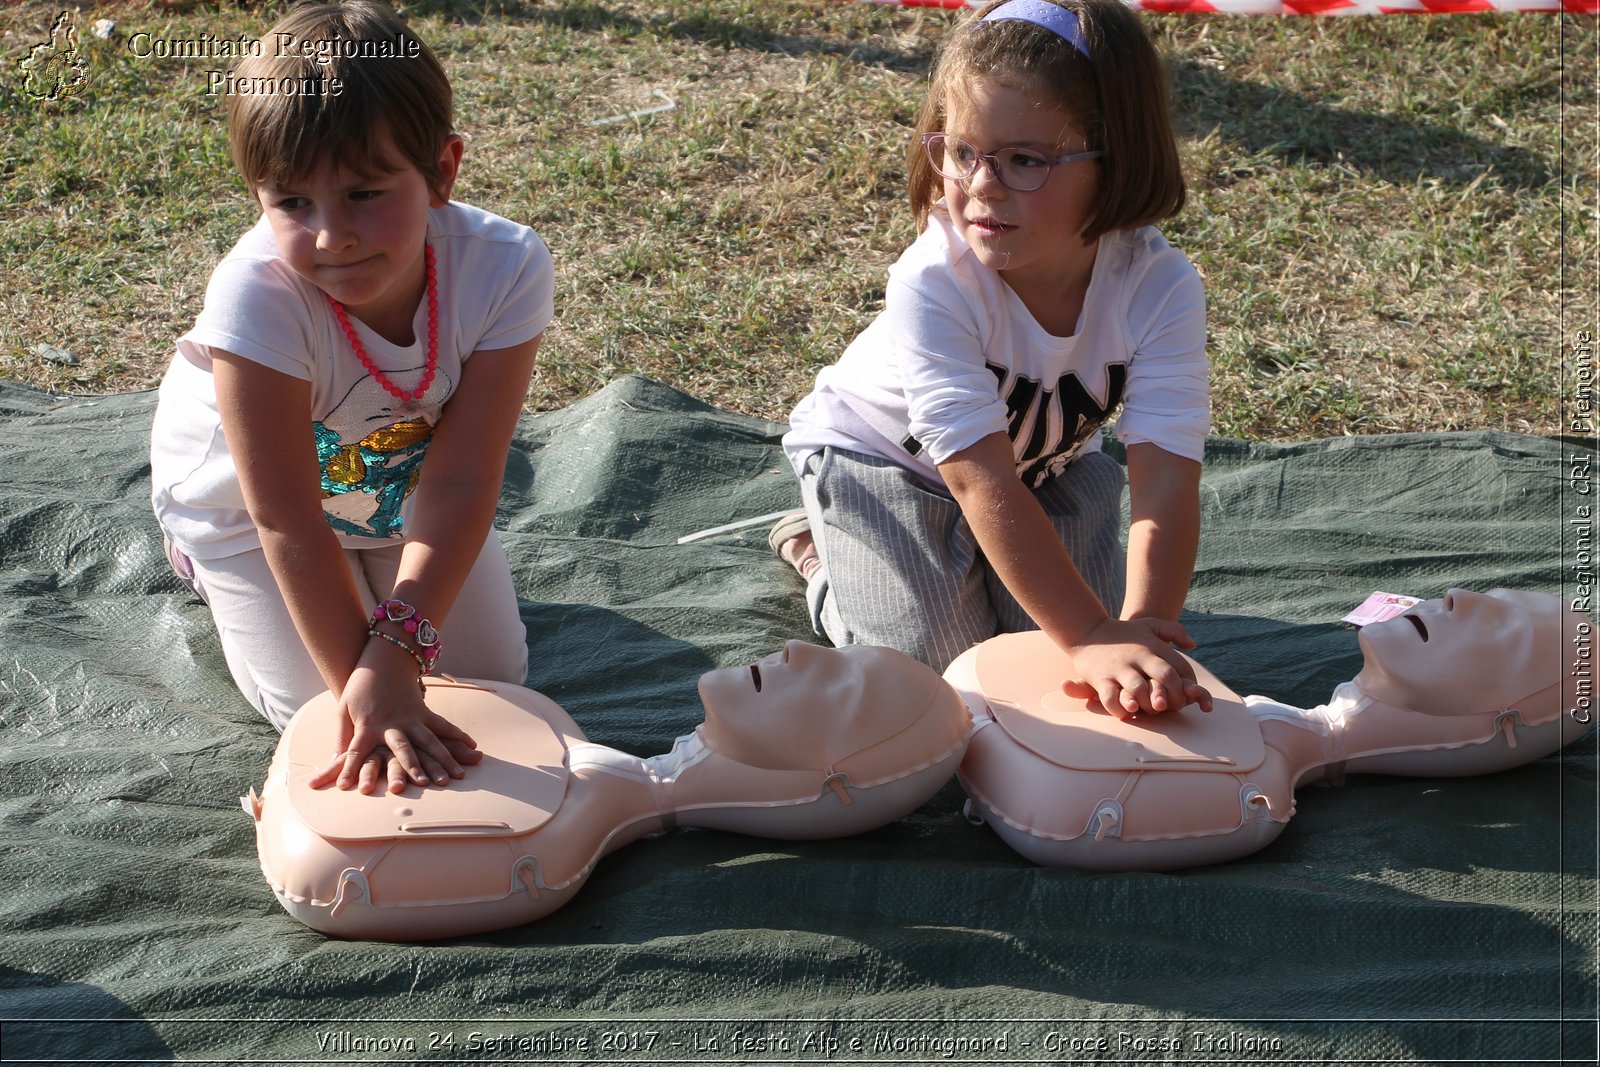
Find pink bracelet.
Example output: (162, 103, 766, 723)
(370, 598, 442, 674)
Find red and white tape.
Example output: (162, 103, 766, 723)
(862, 0, 1596, 12)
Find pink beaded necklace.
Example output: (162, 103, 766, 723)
(326, 245, 438, 408)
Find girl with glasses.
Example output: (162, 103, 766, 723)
(774, 0, 1212, 719)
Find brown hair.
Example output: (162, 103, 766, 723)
(225, 1, 453, 195)
(908, 0, 1185, 241)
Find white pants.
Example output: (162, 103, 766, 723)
(187, 533, 528, 730)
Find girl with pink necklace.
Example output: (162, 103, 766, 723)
(151, 1, 553, 804)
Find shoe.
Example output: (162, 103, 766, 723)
(767, 512, 820, 581)
(766, 511, 810, 555)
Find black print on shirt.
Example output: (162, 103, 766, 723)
(995, 361, 1127, 487)
(900, 361, 1126, 483)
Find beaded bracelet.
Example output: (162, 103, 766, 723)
(370, 598, 442, 674)
(366, 628, 429, 695)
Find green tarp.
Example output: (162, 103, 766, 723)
(1, 374, 1594, 1064)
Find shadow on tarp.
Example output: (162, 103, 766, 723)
(0, 968, 175, 1065)
(481, 752, 1592, 1059)
(575, 780, 1580, 1030)
(519, 598, 723, 755)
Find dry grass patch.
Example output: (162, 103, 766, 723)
(2, 1, 1592, 438)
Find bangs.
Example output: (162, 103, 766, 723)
(224, 1, 452, 195)
(232, 79, 404, 189)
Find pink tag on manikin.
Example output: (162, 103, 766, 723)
(1342, 591, 1423, 627)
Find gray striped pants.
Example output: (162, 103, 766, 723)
(797, 446, 1127, 673)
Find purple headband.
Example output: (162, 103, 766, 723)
(981, 0, 1092, 61)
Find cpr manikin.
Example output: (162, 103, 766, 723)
(947, 589, 1592, 870)
(247, 642, 971, 940)
(250, 589, 1590, 939)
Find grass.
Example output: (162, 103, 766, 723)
(1, 0, 1594, 439)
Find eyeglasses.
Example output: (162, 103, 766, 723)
(921, 132, 1102, 193)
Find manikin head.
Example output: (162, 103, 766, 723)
(697, 641, 951, 771)
(1354, 588, 1575, 719)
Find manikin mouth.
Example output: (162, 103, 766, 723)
(1403, 614, 1429, 642)
(750, 664, 762, 692)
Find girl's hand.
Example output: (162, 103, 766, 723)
(308, 646, 481, 793)
(344, 738, 485, 794)
(1059, 617, 1213, 719)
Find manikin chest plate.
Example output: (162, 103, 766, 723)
(971, 632, 1265, 773)
(282, 680, 572, 840)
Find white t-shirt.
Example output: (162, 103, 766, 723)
(151, 201, 554, 560)
(784, 211, 1209, 488)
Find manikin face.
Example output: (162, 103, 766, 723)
(1355, 588, 1562, 716)
(697, 642, 940, 771)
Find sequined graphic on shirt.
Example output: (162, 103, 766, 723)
(312, 372, 445, 538)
